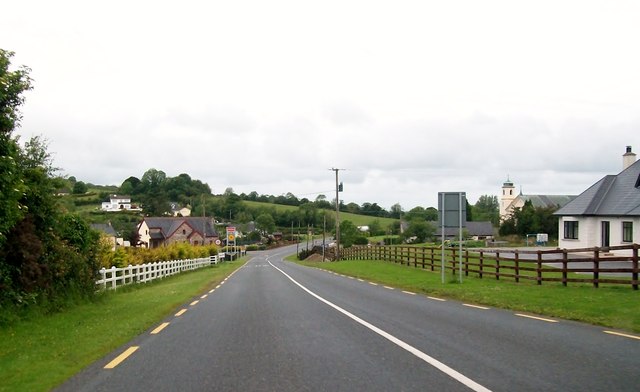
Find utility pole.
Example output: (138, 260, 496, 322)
(330, 168, 344, 260)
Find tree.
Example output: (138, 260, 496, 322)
(256, 213, 276, 235)
(72, 181, 88, 194)
(474, 195, 500, 225)
(337, 220, 364, 248)
(402, 219, 435, 243)
(0, 50, 32, 247)
(390, 203, 403, 219)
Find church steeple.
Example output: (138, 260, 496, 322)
(500, 176, 516, 221)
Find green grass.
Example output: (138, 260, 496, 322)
(294, 257, 640, 334)
(0, 258, 247, 392)
(242, 200, 398, 227)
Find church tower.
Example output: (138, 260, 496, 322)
(500, 177, 516, 221)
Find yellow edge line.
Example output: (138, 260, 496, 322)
(104, 346, 139, 369)
(515, 313, 558, 323)
(463, 304, 490, 310)
(150, 322, 170, 335)
(604, 330, 640, 340)
(175, 309, 187, 317)
(190, 300, 199, 306)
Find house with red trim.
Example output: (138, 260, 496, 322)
(137, 217, 219, 248)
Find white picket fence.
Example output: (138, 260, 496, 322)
(96, 255, 221, 290)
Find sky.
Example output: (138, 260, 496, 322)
(2, 0, 639, 210)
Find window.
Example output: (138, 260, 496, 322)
(623, 222, 633, 243)
(564, 221, 579, 239)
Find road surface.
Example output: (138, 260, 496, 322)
(57, 245, 640, 391)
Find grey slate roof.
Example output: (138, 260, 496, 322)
(519, 194, 576, 209)
(143, 217, 218, 237)
(91, 223, 117, 237)
(554, 159, 640, 216)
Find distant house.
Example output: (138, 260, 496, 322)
(554, 146, 640, 250)
(137, 217, 219, 248)
(500, 179, 576, 222)
(170, 202, 191, 217)
(91, 222, 127, 250)
(101, 195, 141, 212)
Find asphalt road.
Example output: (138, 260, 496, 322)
(58, 245, 640, 391)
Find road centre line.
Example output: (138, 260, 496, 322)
(515, 314, 558, 323)
(604, 330, 640, 340)
(463, 304, 490, 310)
(104, 346, 139, 369)
(269, 260, 492, 392)
(175, 309, 187, 317)
(151, 322, 170, 335)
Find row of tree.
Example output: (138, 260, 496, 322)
(1, 50, 102, 315)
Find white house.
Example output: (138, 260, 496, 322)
(554, 146, 640, 250)
(101, 194, 141, 212)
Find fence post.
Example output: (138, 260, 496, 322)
(100, 268, 106, 289)
(495, 251, 500, 280)
(451, 247, 457, 275)
(111, 266, 117, 289)
(562, 249, 568, 287)
(536, 250, 542, 286)
(593, 248, 600, 288)
(633, 244, 639, 291)
(421, 247, 426, 269)
(464, 250, 469, 277)
(514, 250, 520, 283)
(478, 251, 483, 279)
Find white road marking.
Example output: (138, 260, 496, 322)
(268, 260, 492, 392)
(463, 304, 490, 310)
(603, 331, 640, 340)
(428, 296, 446, 302)
(515, 314, 558, 323)
(402, 290, 416, 295)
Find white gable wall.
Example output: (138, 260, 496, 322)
(559, 216, 640, 251)
(138, 221, 151, 247)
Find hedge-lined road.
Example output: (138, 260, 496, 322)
(58, 245, 640, 391)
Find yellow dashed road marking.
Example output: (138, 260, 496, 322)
(104, 346, 139, 369)
(151, 322, 169, 335)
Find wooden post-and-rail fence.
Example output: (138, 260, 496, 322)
(340, 244, 640, 290)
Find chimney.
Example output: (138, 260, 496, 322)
(623, 146, 636, 170)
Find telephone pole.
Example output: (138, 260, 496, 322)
(330, 168, 344, 260)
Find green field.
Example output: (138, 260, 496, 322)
(242, 200, 398, 227)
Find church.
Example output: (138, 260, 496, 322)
(499, 178, 576, 222)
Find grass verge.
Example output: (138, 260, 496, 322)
(293, 257, 640, 334)
(0, 258, 247, 392)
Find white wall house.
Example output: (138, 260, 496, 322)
(101, 194, 141, 212)
(555, 146, 640, 252)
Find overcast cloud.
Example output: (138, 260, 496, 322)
(3, 0, 639, 210)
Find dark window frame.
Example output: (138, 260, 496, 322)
(622, 221, 633, 243)
(564, 221, 579, 240)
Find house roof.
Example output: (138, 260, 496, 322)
(142, 217, 218, 237)
(518, 194, 576, 209)
(554, 159, 640, 216)
(91, 223, 117, 237)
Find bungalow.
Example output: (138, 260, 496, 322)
(91, 222, 127, 250)
(137, 217, 219, 248)
(554, 146, 640, 250)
